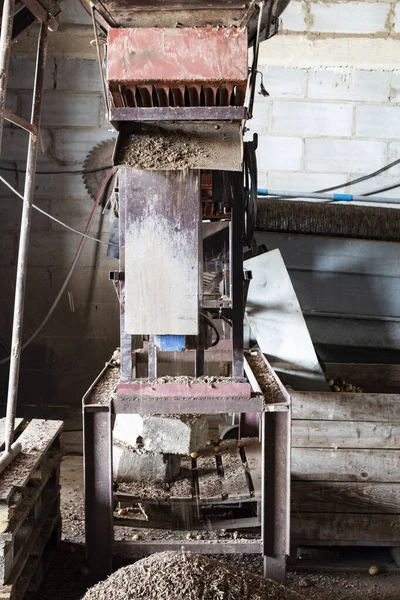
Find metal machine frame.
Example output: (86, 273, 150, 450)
(83, 0, 291, 584)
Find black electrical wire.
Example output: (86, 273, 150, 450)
(363, 182, 400, 197)
(200, 312, 221, 348)
(2, 157, 400, 183)
(316, 158, 400, 193)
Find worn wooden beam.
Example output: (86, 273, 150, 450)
(292, 420, 400, 449)
(292, 481, 400, 514)
(292, 448, 400, 483)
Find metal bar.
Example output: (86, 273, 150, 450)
(0, 0, 15, 153)
(261, 401, 291, 583)
(84, 404, 113, 579)
(118, 170, 132, 382)
(109, 106, 247, 122)
(248, 0, 266, 119)
(4, 108, 37, 134)
(114, 392, 259, 415)
(148, 336, 157, 379)
(115, 540, 261, 555)
(21, 0, 59, 30)
(257, 188, 400, 206)
(231, 172, 245, 378)
(4, 24, 48, 454)
(195, 349, 204, 377)
(91, 5, 109, 113)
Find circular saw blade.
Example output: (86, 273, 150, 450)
(83, 138, 115, 202)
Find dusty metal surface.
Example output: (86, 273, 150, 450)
(121, 169, 200, 335)
(114, 122, 242, 172)
(110, 106, 247, 121)
(115, 380, 255, 413)
(83, 0, 257, 28)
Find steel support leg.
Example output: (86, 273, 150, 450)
(0, 0, 15, 152)
(4, 24, 48, 452)
(230, 172, 244, 378)
(148, 336, 158, 379)
(261, 407, 291, 582)
(84, 405, 113, 579)
(118, 175, 132, 382)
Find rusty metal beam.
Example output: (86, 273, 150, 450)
(4, 108, 36, 134)
(21, 0, 59, 30)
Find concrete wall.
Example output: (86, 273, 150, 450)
(0, 1, 118, 425)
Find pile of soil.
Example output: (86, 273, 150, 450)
(82, 551, 305, 600)
(117, 133, 210, 170)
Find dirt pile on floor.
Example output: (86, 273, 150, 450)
(81, 551, 305, 600)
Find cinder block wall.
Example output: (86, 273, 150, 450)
(0, 1, 118, 425)
(251, 0, 400, 198)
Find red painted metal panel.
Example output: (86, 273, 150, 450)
(107, 27, 248, 85)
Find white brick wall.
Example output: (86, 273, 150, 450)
(267, 171, 346, 193)
(308, 68, 391, 103)
(355, 105, 400, 139)
(309, 2, 390, 35)
(257, 136, 304, 171)
(261, 66, 307, 98)
(394, 3, 400, 34)
(280, 1, 307, 32)
(271, 101, 353, 137)
(305, 139, 386, 173)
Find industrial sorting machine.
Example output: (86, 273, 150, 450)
(81, 0, 292, 583)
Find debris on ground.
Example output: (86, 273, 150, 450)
(81, 551, 305, 600)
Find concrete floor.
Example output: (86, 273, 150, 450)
(31, 455, 400, 599)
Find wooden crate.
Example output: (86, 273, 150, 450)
(0, 420, 63, 599)
(291, 392, 400, 546)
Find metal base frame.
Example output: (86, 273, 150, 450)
(83, 355, 291, 583)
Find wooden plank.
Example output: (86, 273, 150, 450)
(292, 513, 400, 544)
(292, 420, 400, 449)
(292, 392, 400, 422)
(292, 482, 400, 514)
(0, 420, 63, 498)
(122, 169, 200, 336)
(292, 448, 400, 482)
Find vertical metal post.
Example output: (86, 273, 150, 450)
(261, 405, 291, 583)
(195, 349, 205, 377)
(230, 172, 244, 378)
(83, 405, 113, 578)
(118, 170, 132, 382)
(148, 336, 157, 379)
(4, 24, 48, 453)
(0, 0, 15, 152)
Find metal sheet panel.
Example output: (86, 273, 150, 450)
(245, 249, 329, 391)
(122, 168, 200, 335)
